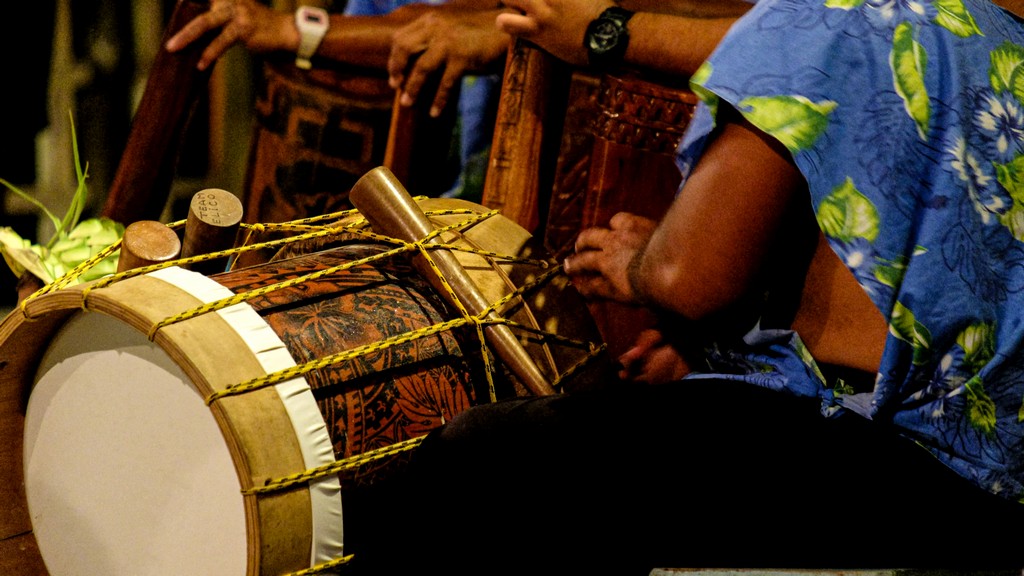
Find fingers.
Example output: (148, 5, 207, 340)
(494, 12, 538, 37)
(393, 47, 439, 109)
(165, 11, 219, 53)
(164, 1, 236, 70)
(563, 269, 615, 300)
(616, 329, 689, 384)
(388, 13, 470, 117)
(387, 30, 423, 90)
(562, 240, 602, 274)
(572, 225, 614, 254)
(429, 65, 464, 118)
(197, 28, 241, 70)
(609, 211, 656, 234)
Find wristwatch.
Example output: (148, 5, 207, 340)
(583, 6, 635, 71)
(295, 5, 329, 70)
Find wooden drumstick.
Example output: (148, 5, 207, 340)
(349, 166, 556, 396)
(180, 188, 243, 275)
(117, 220, 182, 273)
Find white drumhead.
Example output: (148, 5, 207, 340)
(24, 311, 248, 575)
(22, 266, 344, 575)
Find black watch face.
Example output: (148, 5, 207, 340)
(588, 20, 620, 53)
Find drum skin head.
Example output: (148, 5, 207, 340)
(25, 311, 248, 575)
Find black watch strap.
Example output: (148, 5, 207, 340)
(584, 6, 636, 71)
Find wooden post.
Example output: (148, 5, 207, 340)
(480, 40, 571, 234)
(117, 220, 182, 272)
(180, 188, 243, 275)
(101, 0, 214, 226)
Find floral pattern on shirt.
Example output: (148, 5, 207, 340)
(679, 0, 1024, 502)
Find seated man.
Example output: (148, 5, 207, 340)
(336, 0, 1024, 574)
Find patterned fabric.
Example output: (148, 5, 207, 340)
(679, 0, 1024, 502)
(342, 0, 446, 16)
(343, 0, 499, 202)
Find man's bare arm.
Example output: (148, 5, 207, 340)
(496, 0, 750, 72)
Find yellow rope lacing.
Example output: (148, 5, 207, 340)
(285, 554, 355, 574)
(16, 200, 607, 576)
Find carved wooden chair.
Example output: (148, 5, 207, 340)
(481, 39, 700, 357)
(101, 0, 457, 231)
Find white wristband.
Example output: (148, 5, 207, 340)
(295, 6, 329, 70)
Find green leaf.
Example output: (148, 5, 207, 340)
(889, 300, 933, 365)
(965, 376, 998, 436)
(957, 322, 996, 372)
(0, 227, 49, 281)
(52, 111, 91, 250)
(1010, 66, 1024, 111)
(933, 0, 982, 38)
(824, 0, 864, 9)
(689, 61, 719, 120)
(816, 177, 881, 242)
(54, 244, 93, 266)
(0, 113, 122, 285)
(0, 178, 62, 234)
(891, 21, 931, 140)
(990, 41, 1024, 94)
(738, 95, 837, 152)
(993, 155, 1024, 240)
(873, 258, 908, 289)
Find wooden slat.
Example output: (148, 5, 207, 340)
(101, 0, 215, 225)
(480, 40, 571, 235)
(0, 305, 74, 576)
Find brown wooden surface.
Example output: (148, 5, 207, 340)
(0, 303, 76, 576)
(233, 59, 398, 269)
(544, 71, 695, 258)
(383, 75, 459, 197)
(542, 71, 603, 261)
(117, 220, 182, 272)
(101, 0, 214, 226)
(483, 42, 700, 359)
(0, 532, 47, 576)
(180, 188, 243, 275)
(480, 40, 571, 235)
(240, 59, 394, 227)
(574, 73, 697, 357)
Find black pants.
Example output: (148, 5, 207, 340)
(342, 379, 1024, 575)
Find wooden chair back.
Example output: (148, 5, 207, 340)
(481, 40, 700, 358)
(102, 0, 458, 232)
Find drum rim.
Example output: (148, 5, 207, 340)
(1, 268, 335, 575)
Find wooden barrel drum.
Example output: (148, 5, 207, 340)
(0, 185, 610, 575)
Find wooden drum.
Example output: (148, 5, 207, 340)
(0, 192, 610, 575)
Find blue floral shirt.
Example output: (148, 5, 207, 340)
(679, 0, 1024, 503)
